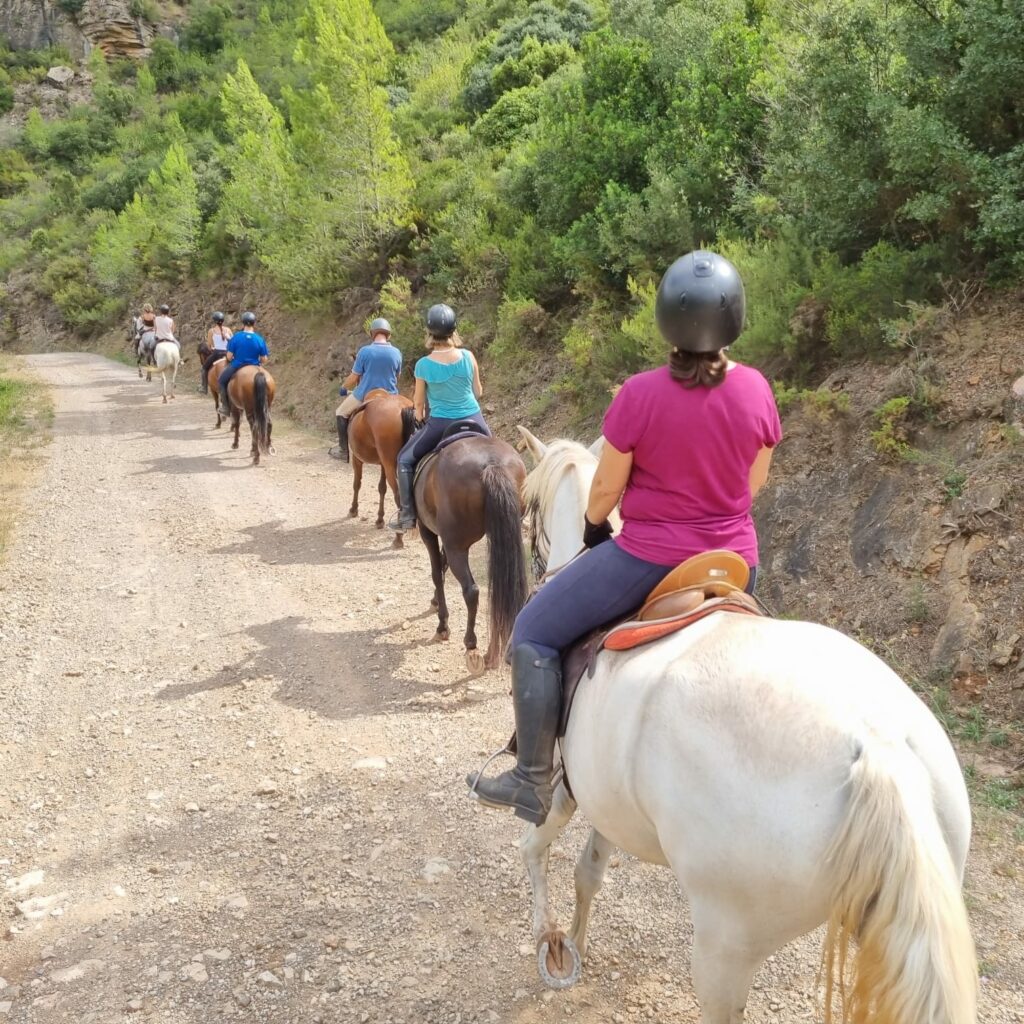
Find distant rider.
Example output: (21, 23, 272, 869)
(154, 304, 181, 356)
(199, 312, 233, 394)
(388, 304, 488, 531)
(329, 317, 402, 462)
(218, 312, 269, 417)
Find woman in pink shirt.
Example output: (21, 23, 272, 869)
(470, 251, 782, 825)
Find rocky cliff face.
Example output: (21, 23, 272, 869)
(0, 0, 151, 59)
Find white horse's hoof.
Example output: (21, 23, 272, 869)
(537, 933, 581, 990)
(465, 649, 485, 676)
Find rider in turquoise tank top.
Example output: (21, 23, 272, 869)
(388, 304, 491, 532)
(414, 351, 480, 418)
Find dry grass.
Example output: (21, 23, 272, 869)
(0, 355, 52, 557)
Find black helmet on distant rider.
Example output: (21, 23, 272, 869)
(426, 303, 457, 339)
(655, 251, 745, 354)
(211, 311, 225, 324)
(241, 311, 257, 326)
(368, 317, 392, 337)
(159, 304, 170, 314)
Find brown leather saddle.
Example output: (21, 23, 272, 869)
(556, 550, 764, 736)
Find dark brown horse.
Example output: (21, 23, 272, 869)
(205, 357, 227, 428)
(226, 365, 276, 466)
(347, 389, 416, 548)
(415, 436, 528, 674)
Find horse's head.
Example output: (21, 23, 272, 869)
(517, 426, 615, 580)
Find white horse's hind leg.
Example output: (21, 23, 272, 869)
(689, 903, 765, 1024)
(568, 828, 615, 959)
(519, 782, 582, 987)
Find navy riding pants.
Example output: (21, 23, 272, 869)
(218, 361, 249, 393)
(397, 412, 491, 471)
(512, 539, 758, 659)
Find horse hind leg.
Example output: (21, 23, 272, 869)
(446, 546, 482, 675)
(231, 410, 241, 450)
(247, 412, 259, 465)
(420, 526, 449, 642)
(518, 783, 583, 989)
(688, 901, 765, 1024)
(349, 458, 363, 518)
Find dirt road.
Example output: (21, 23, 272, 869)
(1, 353, 1022, 1023)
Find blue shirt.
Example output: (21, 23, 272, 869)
(353, 341, 402, 400)
(415, 350, 480, 419)
(228, 331, 268, 368)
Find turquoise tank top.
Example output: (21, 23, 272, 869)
(415, 350, 480, 419)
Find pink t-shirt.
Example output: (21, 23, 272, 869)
(602, 364, 781, 567)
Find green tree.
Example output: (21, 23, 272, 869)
(285, 0, 413, 285)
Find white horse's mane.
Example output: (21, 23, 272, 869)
(523, 439, 596, 567)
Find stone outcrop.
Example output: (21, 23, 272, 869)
(0, 0, 151, 60)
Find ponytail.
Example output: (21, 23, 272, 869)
(668, 347, 728, 389)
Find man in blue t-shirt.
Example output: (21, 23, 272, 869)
(218, 311, 269, 417)
(329, 317, 403, 462)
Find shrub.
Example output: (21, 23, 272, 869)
(870, 397, 913, 460)
(0, 68, 13, 115)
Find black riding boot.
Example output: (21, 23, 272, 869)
(467, 644, 561, 825)
(329, 415, 350, 461)
(218, 385, 231, 417)
(387, 465, 417, 531)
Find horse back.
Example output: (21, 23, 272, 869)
(228, 365, 276, 411)
(351, 393, 412, 465)
(417, 437, 525, 540)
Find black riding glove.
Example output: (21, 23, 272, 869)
(582, 515, 614, 549)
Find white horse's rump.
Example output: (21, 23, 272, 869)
(504, 431, 975, 1024)
(153, 341, 181, 403)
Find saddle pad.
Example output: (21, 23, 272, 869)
(604, 597, 761, 650)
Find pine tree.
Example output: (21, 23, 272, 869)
(145, 142, 201, 275)
(286, 0, 413, 284)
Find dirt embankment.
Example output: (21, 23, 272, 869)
(755, 291, 1024, 769)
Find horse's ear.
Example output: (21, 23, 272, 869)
(516, 425, 548, 463)
(588, 435, 605, 458)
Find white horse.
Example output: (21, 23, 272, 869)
(153, 340, 181, 403)
(500, 427, 976, 1024)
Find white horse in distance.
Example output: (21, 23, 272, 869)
(152, 340, 181, 403)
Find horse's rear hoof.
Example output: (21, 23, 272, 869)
(391, 535, 404, 550)
(465, 649, 485, 676)
(434, 628, 450, 643)
(537, 933, 581, 990)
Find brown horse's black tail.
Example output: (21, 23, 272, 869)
(482, 463, 528, 661)
(400, 406, 417, 445)
(253, 371, 271, 453)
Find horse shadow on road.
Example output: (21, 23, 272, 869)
(133, 451, 255, 476)
(154, 614, 479, 720)
(212, 518, 407, 567)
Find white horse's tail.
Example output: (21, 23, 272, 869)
(822, 741, 976, 1024)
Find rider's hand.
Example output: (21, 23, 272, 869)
(582, 515, 614, 549)
(339, 387, 349, 397)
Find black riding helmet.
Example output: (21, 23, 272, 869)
(211, 311, 225, 324)
(159, 304, 170, 314)
(655, 251, 745, 353)
(241, 311, 257, 326)
(426, 303, 457, 338)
